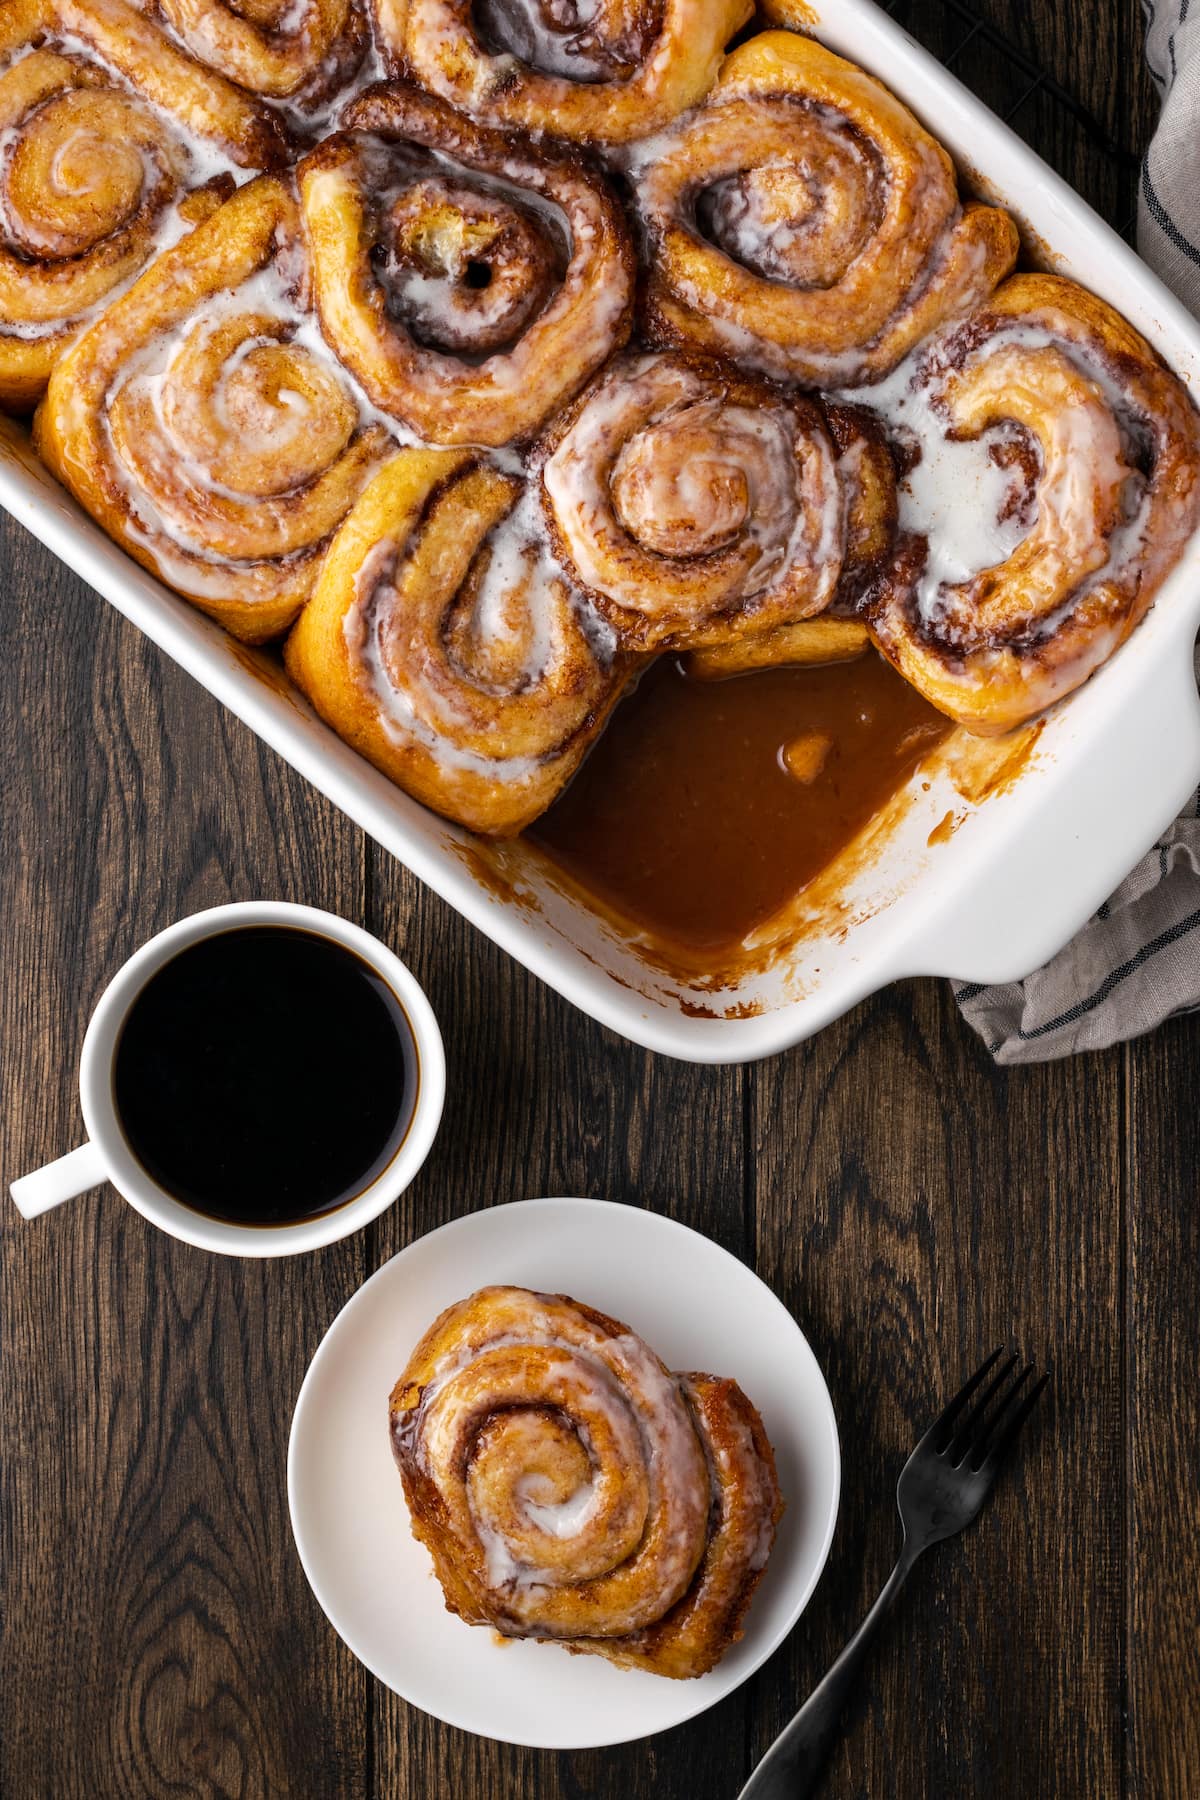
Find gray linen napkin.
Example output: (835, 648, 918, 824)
(953, 6, 1200, 1062)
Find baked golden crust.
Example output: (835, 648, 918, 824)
(633, 30, 1018, 387)
(388, 1286, 784, 1678)
(372, 0, 752, 144)
(142, 0, 367, 107)
(284, 448, 638, 834)
(36, 176, 393, 641)
(865, 273, 1200, 733)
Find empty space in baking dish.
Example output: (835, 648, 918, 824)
(5, 0, 1200, 1061)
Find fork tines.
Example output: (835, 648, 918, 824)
(930, 1348, 1049, 1471)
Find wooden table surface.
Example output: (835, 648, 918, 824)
(3, 4, 1199, 1796)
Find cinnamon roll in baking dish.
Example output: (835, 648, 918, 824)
(284, 448, 635, 834)
(372, 0, 752, 144)
(298, 84, 635, 446)
(863, 275, 1200, 732)
(0, 0, 287, 408)
(631, 31, 1018, 387)
(37, 176, 393, 640)
(389, 1286, 783, 1678)
(136, 0, 368, 113)
(540, 351, 896, 652)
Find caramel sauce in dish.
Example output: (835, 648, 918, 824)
(530, 649, 951, 959)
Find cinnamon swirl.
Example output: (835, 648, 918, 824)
(36, 175, 393, 640)
(283, 448, 636, 834)
(0, 0, 288, 409)
(372, 0, 752, 144)
(862, 274, 1200, 733)
(297, 84, 635, 446)
(680, 403, 893, 674)
(540, 352, 894, 652)
(632, 30, 1019, 387)
(389, 1286, 783, 1678)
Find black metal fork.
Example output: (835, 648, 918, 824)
(739, 1350, 1050, 1800)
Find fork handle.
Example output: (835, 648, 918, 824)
(738, 1542, 922, 1800)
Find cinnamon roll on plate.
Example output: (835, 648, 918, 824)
(391, 1285, 784, 1679)
(287, 1197, 839, 1742)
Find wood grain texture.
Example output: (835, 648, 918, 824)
(2, 4, 1198, 1799)
(0, 517, 371, 1799)
(1125, 1016, 1200, 1799)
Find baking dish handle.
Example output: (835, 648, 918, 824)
(893, 618, 1200, 987)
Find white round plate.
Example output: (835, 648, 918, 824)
(287, 1196, 841, 1749)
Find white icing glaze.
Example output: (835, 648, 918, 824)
(542, 351, 843, 621)
(850, 317, 1155, 638)
(518, 1473, 602, 1539)
(853, 349, 1031, 613)
(101, 261, 390, 597)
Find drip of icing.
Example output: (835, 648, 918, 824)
(516, 1472, 602, 1539)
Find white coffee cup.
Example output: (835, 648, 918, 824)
(9, 901, 445, 1256)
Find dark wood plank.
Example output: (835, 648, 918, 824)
(364, 865, 752, 1799)
(1125, 1017, 1200, 1798)
(750, 980, 1125, 1799)
(0, 515, 371, 1799)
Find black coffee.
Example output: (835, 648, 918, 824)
(113, 926, 417, 1226)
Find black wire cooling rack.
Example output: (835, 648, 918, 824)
(879, 0, 1145, 241)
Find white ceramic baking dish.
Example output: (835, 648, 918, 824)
(5, 0, 1199, 1063)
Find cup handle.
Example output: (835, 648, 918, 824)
(10, 1141, 107, 1219)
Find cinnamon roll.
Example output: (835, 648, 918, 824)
(632, 30, 1019, 387)
(863, 274, 1200, 733)
(0, 0, 288, 409)
(284, 447, 636, 834)
(389, 1286, 783, 1678)
(372, 0, 752, 144)
(140, 0, 367, 113)
(297, 85, 634, 447)
(36, 176, 393, 640)
(540, 352, 892, 652)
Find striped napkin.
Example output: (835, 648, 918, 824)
(954, 6, 1200, 1062)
